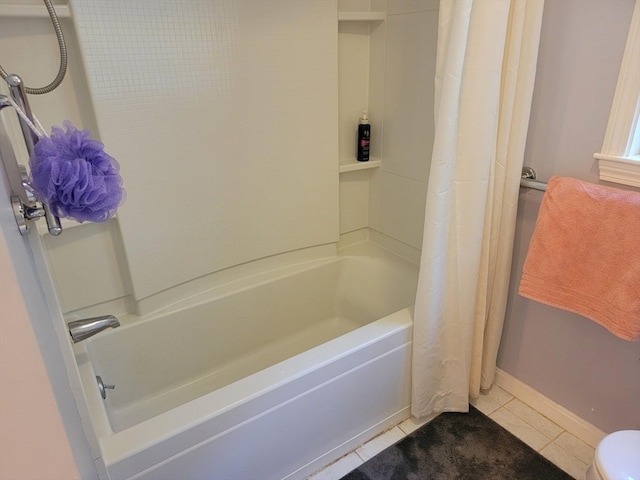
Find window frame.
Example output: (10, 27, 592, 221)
(593, 0, 640, 188)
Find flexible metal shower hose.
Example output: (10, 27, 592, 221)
(0, 0, 68, 94)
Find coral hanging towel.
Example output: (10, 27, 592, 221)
(519, 176, 640, 341)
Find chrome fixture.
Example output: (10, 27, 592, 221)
(68, 315, 120, 343)
(520, 166, 548, 192)
(0, 0, 69, 235)
(0, 0, 68, 95)
(0, 74, 62, 236)
(96, 376, 115, 400)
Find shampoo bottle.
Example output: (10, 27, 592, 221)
(357, 111, 370, 162)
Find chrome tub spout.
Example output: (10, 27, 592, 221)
(68, 315, 120, 343)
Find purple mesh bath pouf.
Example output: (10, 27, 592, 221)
(29, 121, 125, 223)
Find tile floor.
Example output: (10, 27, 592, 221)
(307, 385, 593, 480)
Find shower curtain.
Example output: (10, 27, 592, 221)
(411, 0, 545, 418)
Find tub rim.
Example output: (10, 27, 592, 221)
(77, 306, 413, 467)
(72, 240, 419, 470)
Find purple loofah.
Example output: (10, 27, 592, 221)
(29, 121, 124, 223)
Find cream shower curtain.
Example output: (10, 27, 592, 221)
(411, 0, 545, 418)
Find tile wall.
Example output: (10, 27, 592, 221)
(9, 0, 443, 314)
(368, 0, 438, 250)
(71, 0, 340, 303)
(339, 0, 439, 252)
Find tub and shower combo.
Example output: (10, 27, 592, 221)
(0, 2, 422, 477)
(74, 242, 419, 479)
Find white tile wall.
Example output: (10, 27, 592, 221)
(0, 12, 98, 137)
(8, 0, 442, 312)
(381, 10, 437, 183)
(370, 169, 428, 248)
(338, 19, 371, 163)
(0, 10, 127, 314)
(337, 0, 387, 237)
(339, 170, 370, 234)
(367, 5, 439, 251)
(387, 0, 439, 15)
(337, 0, 373, 13)
(7, 0, 442, 313)
(71, 0, 340, 302)
(43, 220, 130, 313)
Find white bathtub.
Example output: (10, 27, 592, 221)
(74, 242, 418, 479)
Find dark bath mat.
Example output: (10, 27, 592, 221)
(340, 406, 574, 480)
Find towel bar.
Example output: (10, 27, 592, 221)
(520, 167, 547, 191)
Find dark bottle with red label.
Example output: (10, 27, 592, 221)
(357, 111, 370, 162)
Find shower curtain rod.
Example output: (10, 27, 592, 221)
(520, 167, 547, 191)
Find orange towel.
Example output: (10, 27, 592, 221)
(519, 176, 640, 341)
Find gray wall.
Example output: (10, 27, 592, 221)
(498, 0, 640, 433)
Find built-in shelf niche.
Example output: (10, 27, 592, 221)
(338, 7, 385, 174)
(337, 2, 386, 237)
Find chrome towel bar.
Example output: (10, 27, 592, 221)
(520, 166, 547, 191)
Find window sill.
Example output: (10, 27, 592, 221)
(593, 153, 640, 188)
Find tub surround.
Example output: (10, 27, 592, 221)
(69, 0, 340, 302)
(4, 0, 439, 321)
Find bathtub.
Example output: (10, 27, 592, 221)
(73, 241, 418, 479)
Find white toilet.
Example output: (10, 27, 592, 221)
(586, 430, 640, 480)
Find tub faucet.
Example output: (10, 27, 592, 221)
(68, 315, 120, 343)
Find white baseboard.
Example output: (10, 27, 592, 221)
(494, 368, 607, 448)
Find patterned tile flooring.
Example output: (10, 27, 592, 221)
(308, 386, 594, 480)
